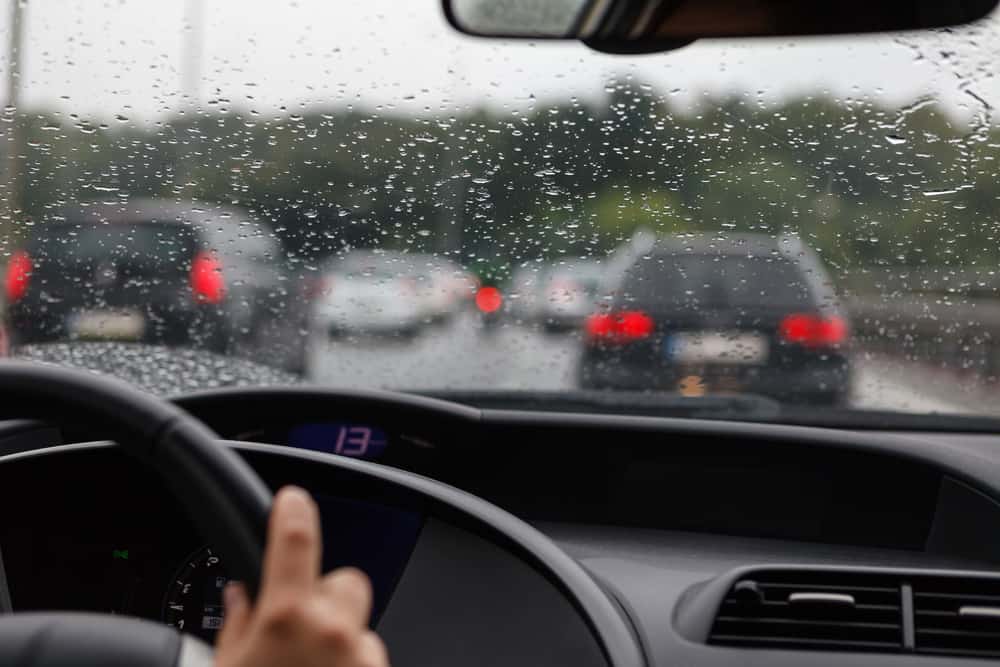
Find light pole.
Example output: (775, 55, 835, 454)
(437, 60, 465, 257)
(181, 0, 203, 109)
(175, 0, 204, 196)
(1, 0, 25, 245)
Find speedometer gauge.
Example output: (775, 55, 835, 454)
(162, 546, 229, 641)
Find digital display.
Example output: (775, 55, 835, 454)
(288, 423, 389, 460)
(315, 494, 423, 623)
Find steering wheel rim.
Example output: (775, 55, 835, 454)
(0, 361, 273, 665)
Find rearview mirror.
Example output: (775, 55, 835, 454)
(444, 0, 999, 50)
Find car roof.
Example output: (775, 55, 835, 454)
(545, 258, 604, 276)
(648, 232, 811, 259)
(325, 249, 412, 270)
(37, 199, 281, 259)
(56, 198, 249, 227)
(326, 249, 470, 274)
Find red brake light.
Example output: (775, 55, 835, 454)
(585, 310, 654, 343)
(5, 251, 31, 303)
(619, 311, 655, 338)
(476, 286, 503, 313)
(780, 313, 847, 348)
(190, 252, 225, 304)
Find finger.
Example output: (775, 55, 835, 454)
(354, 631, 390, 667)
(318, 567, 373, 628)
(260, 486, 322, 599)
(215, 581, 251, 650)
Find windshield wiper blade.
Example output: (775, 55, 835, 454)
(415, 389, 783, 421)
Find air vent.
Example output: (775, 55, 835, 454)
(708, 570, 903, 652)
(913, 576, 1000, 658)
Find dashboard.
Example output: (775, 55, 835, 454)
(5, 386, 1000, 666)
(170, 388, 1000, 563)
(0, 458, 420, 642)
(0, 442, 616, 667)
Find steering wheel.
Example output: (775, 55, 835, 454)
(0, 361, 273, 666)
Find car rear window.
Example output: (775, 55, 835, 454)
(546, 267, 603, 295)
(28, 222, 198, 274)
(343, 269, 399, 281)
(619, 254, 814, 310)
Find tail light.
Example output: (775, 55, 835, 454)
(190, 251, 225, 304)
(5, 251, 32, 303)
(476, 286, 503, 313)
(779, 313, 847, 348)
(585, 310, 655, 343)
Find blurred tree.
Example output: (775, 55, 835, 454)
(9, 82, 1000, 297)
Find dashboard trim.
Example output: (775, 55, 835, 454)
(171, 387, 1000, 507)
(0, 439, 646, 667)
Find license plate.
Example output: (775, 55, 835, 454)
(665, 331, 769, 365)
(70, 310, 146, 341)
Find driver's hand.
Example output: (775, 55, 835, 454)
(214, 486, 390, 667)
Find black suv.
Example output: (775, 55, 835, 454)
(6, 199, 307, 372)
(578, 233, 850, 404)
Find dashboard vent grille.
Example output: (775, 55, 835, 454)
(914, 576, 1000, 658)
(708, 571, 903, 652)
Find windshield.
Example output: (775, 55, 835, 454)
(3, 0, 1000, 424)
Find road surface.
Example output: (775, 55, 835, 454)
(307, 311, 1000, 417)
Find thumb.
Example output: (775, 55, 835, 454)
(215, 581, 251, 650)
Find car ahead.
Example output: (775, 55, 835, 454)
(507, 262, 547, 323)
(578, 234, 851, 404)
(505, 259, 604, 331)
(434, 257, 480, 307)
(5, 199, 304, 370)
(426, 256, 480, 316)
(537, 259, 605, 332)
(399, 254, 474, 324)
(309, 250, 425, 339)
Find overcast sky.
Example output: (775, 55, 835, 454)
(2, 0, 998, 125)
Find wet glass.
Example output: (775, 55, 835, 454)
(2, 0, 1000, 420)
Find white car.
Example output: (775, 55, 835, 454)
(507, 263, 548, 322)
(310, 252, 425, 338)
(411, 269, 456, 323)
(401, 255, 478, 323)
(536, 260, 605, 332)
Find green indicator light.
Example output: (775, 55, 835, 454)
(112, 549, 129, 560)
